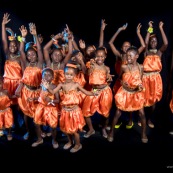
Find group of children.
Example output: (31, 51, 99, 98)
(0, 12, 171, 153)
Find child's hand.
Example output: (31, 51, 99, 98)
(138, 84, 144, 92)
(41, 79, 50, 89)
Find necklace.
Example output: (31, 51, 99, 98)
(29, 62, 37, 67)
(10, 54, 20, 60)
(149, 49, 157, 53)
(51, 62, 60, 70)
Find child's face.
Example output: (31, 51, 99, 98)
(95, 50, 106, 65)
(149, 36, 157, 49)
(64, 68, 76, 81)
(9, 40, 18, 54)
(51, 49, 63, 63)
(27, 49, 37, 62)
(42, 71, 53, 83)
(122, 42, 131, 53)
(126, 50, 138, 64)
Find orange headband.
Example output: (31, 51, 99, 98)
(66, 63, 77, 68)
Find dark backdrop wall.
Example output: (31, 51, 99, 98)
(1, 0, 173, 126)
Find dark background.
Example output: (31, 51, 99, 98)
(1, 1, 173, 173)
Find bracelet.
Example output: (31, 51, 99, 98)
(52, 37, 56, 42)
(147, 27, 153, 34)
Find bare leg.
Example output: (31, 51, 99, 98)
(51, 128, 59, 149)
(138, 108, 148, 143)
(126, 112, 134, 129)
(107, 108, 121, 142)
(31, 124, 43, 147)
(70, 132, 82, 153)
(63, 133, 73, 150)
(84, 116, 95, 138)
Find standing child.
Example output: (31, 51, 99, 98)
(31, 68, 60, 148)
(42, 63, 98, 153)
(82, 47, 113, 139)
(139, 21, 168, 128)
(15, 23, 44, 140)
(1, 13, 23, 131)
(0, 76, 14, 141)
(109, 23, 145, 129)
(107, 46, 148, 143)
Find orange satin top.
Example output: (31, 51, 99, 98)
(89, 69, 107, 85)
(52, 69, 65, 85)
(143, 55, 162, 72)
(21, 66, 42, 87)
(74, 71, 86, 87)
(3, 60, 22, 80)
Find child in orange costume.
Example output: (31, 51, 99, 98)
(0, 76, 14, 141)
(109, 23, 145, 129)
(1, 13, 23, 105)
(43, 25, 73, 86)
(31, 68, 60, 148)
(42, 63, 98, 153)
(140, 21, 168, 128)
(15, 23, 44, 140)
(82, 47, 113, 139)
(107, 46, 148, 143)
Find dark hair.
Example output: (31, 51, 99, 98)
(42, 67, 54, 77)
(95, 46, 107, 55)
(126, 46, 139, 54)
(64, 61, 79, 75)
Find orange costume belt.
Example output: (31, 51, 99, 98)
(62, 105, 78, 111)
(0, 107, 10, 112)
(24, 84, 41, 91)
(92, 85, 108, 91)
(143, 71, 159, 76)
(122, 86, 139, 93)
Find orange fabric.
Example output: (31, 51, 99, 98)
(89, 69, 107, 85)
(74, 71, 86, 87)
(3, 60, 22, 104)
(82, 86, 113, 117)
(115, 70, 145, 111)
(21, 66, 42, 87)
(143, 55, 162, 107)
(3, 60, 22, 80)
(52, 69, 65, 85)
(59, 90, 85, 134)
(0, 95, 13, 128)
(18, 67, 42, 118)
(18, 85, 41, 118)
(143, 55, 162, 72)
(34, 90, 59, 128)
(170, 90, 173, 113)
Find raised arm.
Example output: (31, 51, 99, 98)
(99, 19, 107, 47)
(19, 25, 28, 68)
(1, 13, 11, 55)
(29, 23, 44, 68)
(159, 21, 168, 52)
(43, 32, 63, 67)
(145, 21, 153, 52)
(136, 23, 146, 54)
(108, 23, 128, 57)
